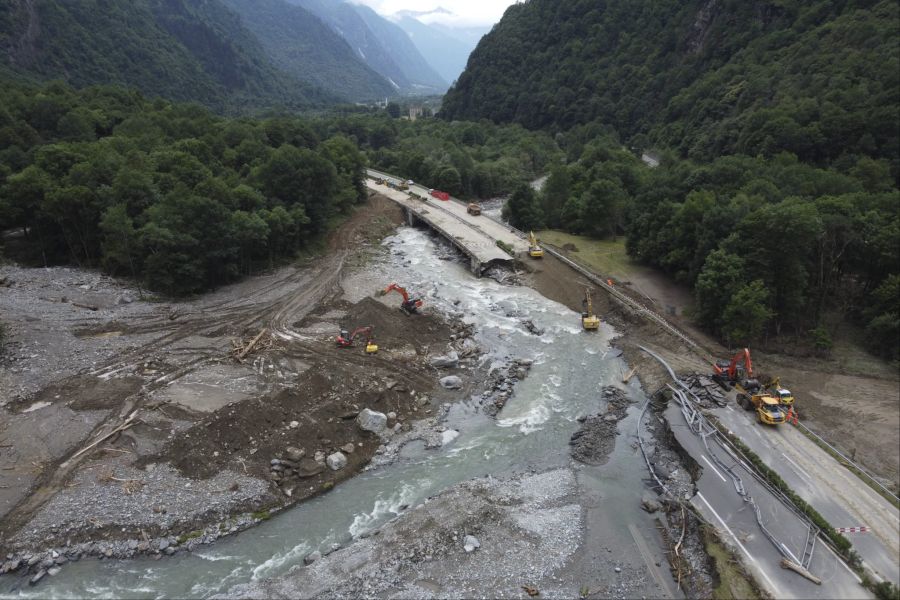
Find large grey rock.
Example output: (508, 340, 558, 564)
(429, 351, 459, 368)
(641, 492, 662, 513)
(463, 535, 480, 552)
(357, 409, 388, 433)
(29, 569, 47, 585)
(296, 458, 325, 478)
(326, 452, 347, 471)
(440, 375, 462, 389)
(285, 446, 305, 462)
(303, 551, 321, 565)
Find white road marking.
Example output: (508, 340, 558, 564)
(821, 540, 864, 584)
(781, 452, 813, 483)
(697, 492, 782, 596)
(702, 455, 728, 483)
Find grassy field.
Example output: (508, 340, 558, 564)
(534, 230, 643, 279)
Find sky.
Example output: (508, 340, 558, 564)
(351, 0, 518, 27)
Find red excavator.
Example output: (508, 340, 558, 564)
(712, 348, 759, 390)
(336, 326, 378, 353)
(380, 283, 423, 314)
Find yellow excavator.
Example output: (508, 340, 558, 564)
(581, 288, 600, 330)
(528, 231, 543, 258)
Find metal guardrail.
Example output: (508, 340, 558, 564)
(796, 421, 900, 503)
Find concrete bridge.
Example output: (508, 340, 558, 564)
(365, 170, 528, 275)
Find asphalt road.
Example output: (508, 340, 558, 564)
(366, 170, 529, 254)
(715, 401, 900, 586)
(666, 402, 870, 599)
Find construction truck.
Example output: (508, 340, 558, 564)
(711, 348, 758, 391)
(737, 390, 786, 425)
(528, 231, 543, 258)
(398, 180, 410, 191)
(336, 326, 378, 354)
(467, 203, 482, 216)
(379, 283, 423, 314)
(581, 288, 600, 330)
(764, 377, 795, 406)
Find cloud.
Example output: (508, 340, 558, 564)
(349, 0, 515, 27)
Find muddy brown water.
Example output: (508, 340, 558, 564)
(1, 228, 661, 598)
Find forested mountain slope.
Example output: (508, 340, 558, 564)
(441, 0, 899, 167)
(455, 0, 899, 358)
(0, 0, 334, 112)
(289, 0, 447, 94)
(221, 0, 394, 101)
(393, 14, 484, 85)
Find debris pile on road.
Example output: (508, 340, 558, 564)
(569, 386, 631, 464)
(679, 373, 727, 407)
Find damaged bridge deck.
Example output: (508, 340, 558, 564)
(366, 171, 528, 275)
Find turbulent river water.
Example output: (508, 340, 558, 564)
(3, 227, 651, 599)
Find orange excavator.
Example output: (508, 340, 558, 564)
(712, 348, 759, 390)
(336, 326, 378, 353)
(380, 283, 423, 314)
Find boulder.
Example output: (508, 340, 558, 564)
(285, 446, 305, 462)
(440, 375, 462, 389)
(430, 351, 459, 368)
(303, 551, 321, 566)
(463, 535, 481, 552)
(295, 458, 325, 478)
(29, 569, 46, 585)
(357, 409, 388, 433)
(641, 492, 662, 513)
(326, 452, 347, 471)
(341, 443, 355, 454)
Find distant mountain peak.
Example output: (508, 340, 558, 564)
(394, 7, 454, 19)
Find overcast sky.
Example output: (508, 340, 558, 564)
(351, 0, 518, 26)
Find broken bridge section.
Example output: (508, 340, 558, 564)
(365, 172, 528, 275)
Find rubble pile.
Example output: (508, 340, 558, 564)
(679, 373, 727, 408)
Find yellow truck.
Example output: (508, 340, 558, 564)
(737, 391, 786, 425)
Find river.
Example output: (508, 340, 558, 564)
(2, 227, 654, 599)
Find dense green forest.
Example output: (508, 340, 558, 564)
(448, 0, 899, 358)
(0, 79, 366, 295)
(0, 78, 552, 297)
(0, 0, 338, 111)
(331, 115, 562, 199)
(442, 0, 899, 171)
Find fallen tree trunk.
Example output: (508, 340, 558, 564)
(780, 558, 822, 584)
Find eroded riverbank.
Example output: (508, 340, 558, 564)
(2, 218, 709, 598)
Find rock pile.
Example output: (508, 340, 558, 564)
(569, 386, 631, 464)
(480, 358, 534, 416)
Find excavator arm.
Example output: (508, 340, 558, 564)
(381, 283, 423, 314)
(382, 283, 410, 303)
